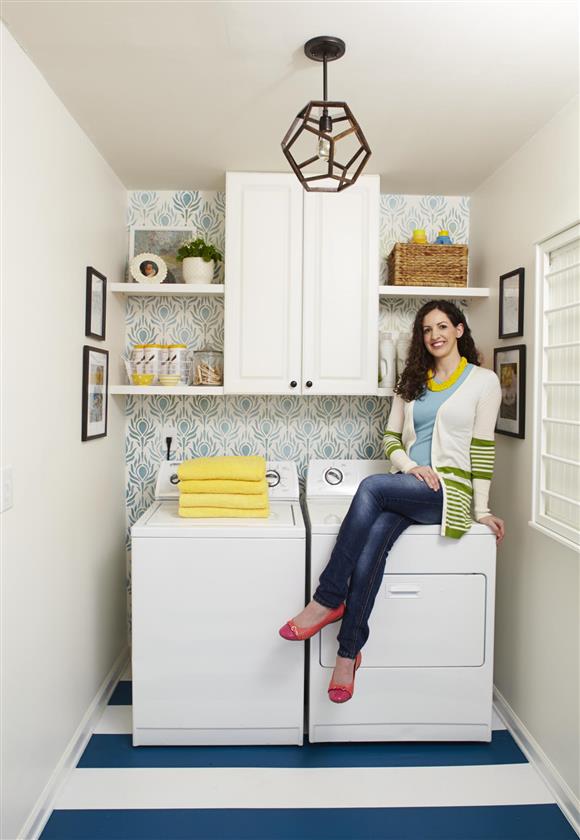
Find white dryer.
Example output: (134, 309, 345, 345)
(131, 460, 305, 746)
(305, 459, 497, 744)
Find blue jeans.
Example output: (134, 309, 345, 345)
(313, 473, 443, 659)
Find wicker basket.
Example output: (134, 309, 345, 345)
(386, 243, 468, 287)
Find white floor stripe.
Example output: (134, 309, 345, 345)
(94, 705, 132, 734)
(93, 705, 508, 736)
(56, 764, 554, 810)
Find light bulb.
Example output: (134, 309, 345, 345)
(318, 136, 330, 162)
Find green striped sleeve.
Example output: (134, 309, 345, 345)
(383, 428, 405, 459)
(470, 437, 496, 480)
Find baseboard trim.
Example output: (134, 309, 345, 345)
(19, 645, 129, 840)
(493, 685, 580, 837)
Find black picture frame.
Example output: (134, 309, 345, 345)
(82, 345, 109, 441)
(494, 344, 526, 438)
(85, 266, 107, 340)
(499, 267, 524, 338)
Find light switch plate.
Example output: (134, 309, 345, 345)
(1, 466, 13, 512)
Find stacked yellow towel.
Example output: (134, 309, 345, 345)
(177, 456, 269, 518)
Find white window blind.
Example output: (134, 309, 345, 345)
(533, 223, 580, 547)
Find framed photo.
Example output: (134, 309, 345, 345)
(499, 267, 524, 338)
(85, 266, 107, 340)
(494, 344, 526, 438)
(130, 252, 168, 284)
(82, 346, 109, 441)
(129, 227, 194, 284)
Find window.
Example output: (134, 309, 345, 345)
(532, 223, 580, 547)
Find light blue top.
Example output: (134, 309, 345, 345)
(409, 363, 474, 467)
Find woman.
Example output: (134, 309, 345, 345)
(279, 300, 504, 703)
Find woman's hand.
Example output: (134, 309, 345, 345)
(408, 466, 440, 491)
(477, 514, 505, 544)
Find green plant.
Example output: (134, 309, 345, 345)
(176, 237, 223, 263)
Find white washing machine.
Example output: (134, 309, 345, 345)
(131, 460, 306, 746)
(306, 459, 497, 744)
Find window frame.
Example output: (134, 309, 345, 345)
(531, 222, 580, 549)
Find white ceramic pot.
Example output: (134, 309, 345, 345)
(182, 257, 214, 284)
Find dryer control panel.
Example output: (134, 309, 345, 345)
(306, 459, 391, 499)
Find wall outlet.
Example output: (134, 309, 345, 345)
(1, 466, 13, 512)
(162, 425, 178, 460)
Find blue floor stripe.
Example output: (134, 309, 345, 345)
(40, 804, 577, 839)
(78, 730, 526, 768)
(108, 681, 132, 705)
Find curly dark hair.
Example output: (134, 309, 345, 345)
(394, 300, 482, 402)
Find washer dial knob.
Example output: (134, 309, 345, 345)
(324, 467, 343, 486)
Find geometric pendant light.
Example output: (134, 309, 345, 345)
(281, 36, 372, 192)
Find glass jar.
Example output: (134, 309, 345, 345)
(192, 350, 223, 386)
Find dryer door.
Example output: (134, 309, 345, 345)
(320, 573, 487, 668)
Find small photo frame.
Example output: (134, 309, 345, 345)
(129, 227, 194, 283)
(82, 345, 109, 441)
(130, 253, 168, 284)
(85, 266, 107, 340)
(499, 267, 524, 338)
(494, 344, 526, 438)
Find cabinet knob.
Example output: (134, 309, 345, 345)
(290, 380, 298, 388)
(306, 380, 313, 388)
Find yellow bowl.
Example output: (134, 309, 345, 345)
(132, 373, 154, 386)
(159, 375, 181, 386)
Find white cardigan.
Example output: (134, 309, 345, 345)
(383, 365, 502, 539)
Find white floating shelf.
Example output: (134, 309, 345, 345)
(110, 283, 224, 296)
(376, 387, 395, 397)
(378, 285, 489, 298)
(110, 385, 225, 395)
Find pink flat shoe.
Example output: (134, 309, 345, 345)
(328, 652, 362, 703)
(279, 602, 346, 641)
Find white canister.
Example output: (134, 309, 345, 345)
(166, 344, 189, 384)
(396, 335, 412, 379)
(142, 344, 166, 384)
(379, 332, 397, 388)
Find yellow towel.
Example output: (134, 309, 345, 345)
(178, 478, 268, 495)
(177, 455, 266, 483)
(178, 506, 270, 518)
(179, 492, 269, 510)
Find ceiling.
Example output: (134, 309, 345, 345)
(2, 1, 578, 194)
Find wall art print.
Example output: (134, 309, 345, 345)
(82, 345, 108, 441)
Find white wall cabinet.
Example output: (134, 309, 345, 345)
(224, 172, 379, 395)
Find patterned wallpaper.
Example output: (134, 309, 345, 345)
(123, 188, 470, 538)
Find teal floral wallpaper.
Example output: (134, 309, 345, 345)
(123, 189, 470, 538)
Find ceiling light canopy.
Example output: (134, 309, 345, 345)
(281, 36, 372, 193)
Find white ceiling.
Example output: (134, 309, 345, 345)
(2, 0, 578, 194)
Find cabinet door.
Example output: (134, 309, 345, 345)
(224, 173, 303, 394)
(302, 175, 379, 394)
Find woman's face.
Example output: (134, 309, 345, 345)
(421, 309, 464, 359)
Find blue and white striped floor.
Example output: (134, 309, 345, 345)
(41, 666, 577, 839)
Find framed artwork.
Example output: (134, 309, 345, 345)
(129, 227, 194, 283)
(130, 253, 168, 284)
(82, 346, 109, 441)
(494, 344, 526, 438)
(85, 266, 107, 340)
(499, 267, 524, 338)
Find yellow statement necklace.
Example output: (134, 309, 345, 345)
(426, 355, 468, 391)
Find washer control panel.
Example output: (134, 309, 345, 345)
(155, 460, 299, 501)
(306, 459, 391, 498)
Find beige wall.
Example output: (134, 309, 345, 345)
(469, 96, 579, 799)
(1, 23, 128, 839)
